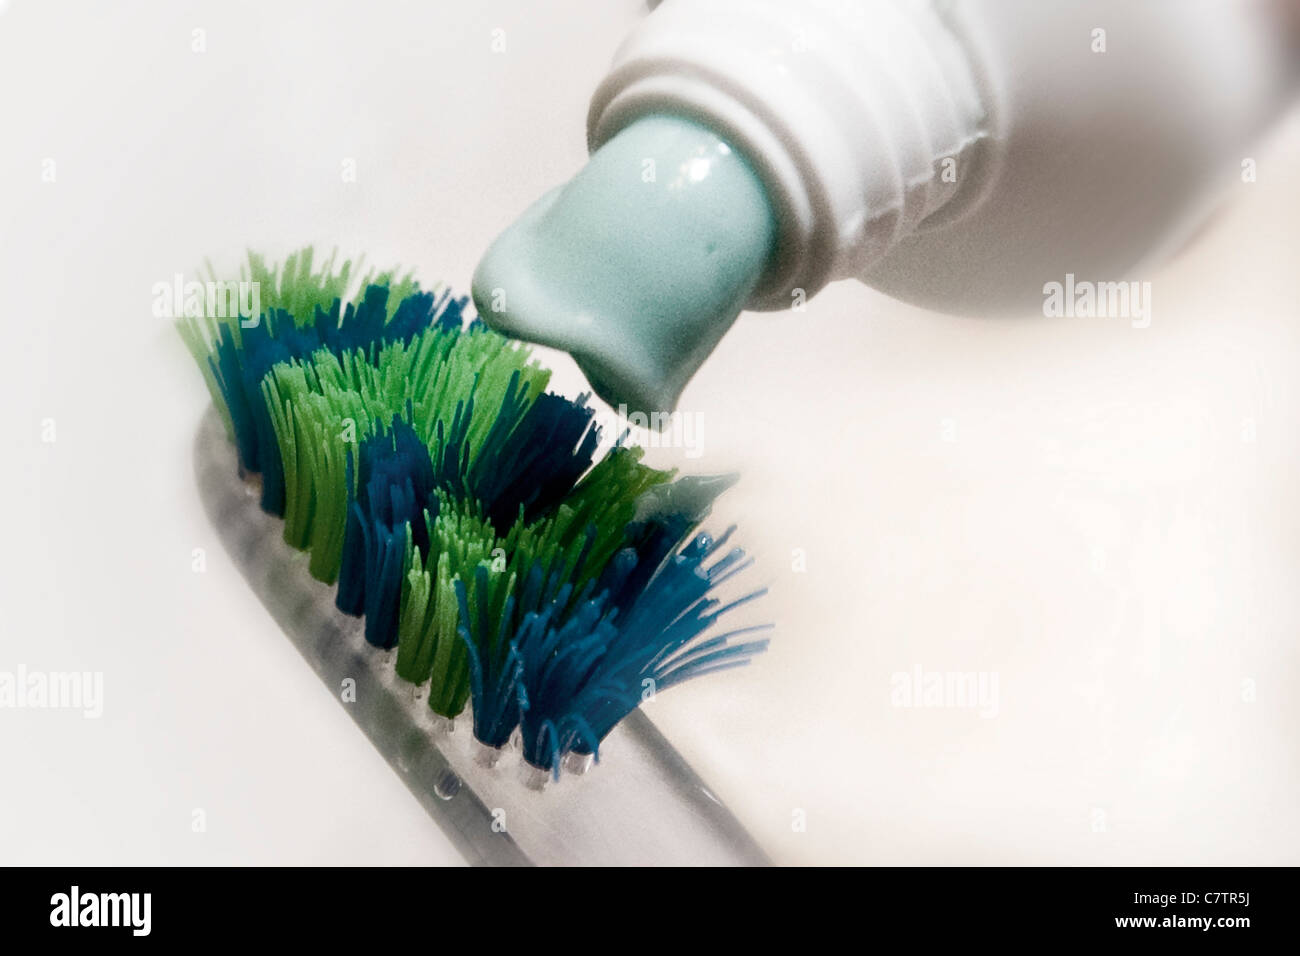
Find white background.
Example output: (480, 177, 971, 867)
(1, 0, 1298, 865)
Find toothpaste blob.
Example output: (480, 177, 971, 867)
(472, 113, 776, 415)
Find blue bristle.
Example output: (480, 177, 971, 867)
(430, 397, 474, 500)
(310, 298, 343, 351)
(210, 325, 259, 471)
(593, 513, 695, 614)
(427, 370, 601, 531)
(336, 413, 439, 648)
(381, 290, 441, 346)
(436, 293, 470, 333)
(469, 390, 601, 530)
(514, 527, 770, 776)
(335, 452, 367, 617)
(356, 505, 410, 648)
(456, 565, 523, 749)
(513, 595, 617, 766)
(236, 310, 300, 513)
(328, 284, 391, 356)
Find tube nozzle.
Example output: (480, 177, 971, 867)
(473, 113, 776, 415)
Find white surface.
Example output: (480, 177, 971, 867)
(2, 0, 1298, 865)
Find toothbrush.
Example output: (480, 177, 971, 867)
(179, 248, 772, 866)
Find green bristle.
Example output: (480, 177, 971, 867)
(425, 554, 473, 716)
(263, 363, 393, 580)
(176, 311, 236, 439)
(396, 494, 501, 717)
(411, 328, 550, 456)
(460, 339, 550, 457)
(549, 445, 676, 587)
(265, 342, 420, 556)
(240, 247, 368, 330)
(262, 331, 446, 569)
(502, 511, 587, 607)
(297, 402, 356, 582)
(369, 340, 426, 413)
(494, 445, 675, 605)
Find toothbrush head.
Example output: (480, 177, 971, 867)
(179, 246, 770, 780)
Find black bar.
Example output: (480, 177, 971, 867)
(1, 866, 1286, 943)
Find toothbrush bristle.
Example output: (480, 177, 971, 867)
(336, 414, 438, 648)
(179, 247, 769, 778)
